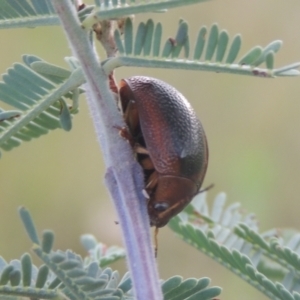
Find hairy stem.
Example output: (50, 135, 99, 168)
(52, 1, 162, 299)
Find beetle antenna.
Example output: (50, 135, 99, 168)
(154, 227, 159, 258)
(199, 183, 214, 194)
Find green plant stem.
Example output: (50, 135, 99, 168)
(52, 1, 162, 300)
(103, 56, 276, 77)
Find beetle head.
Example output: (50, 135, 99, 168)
(148, 175, 199, 228)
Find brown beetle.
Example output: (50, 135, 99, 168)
(119, 76, 208, 228)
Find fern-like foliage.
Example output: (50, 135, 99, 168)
(0, 0, 95, 29)
(168, 192, 300, 300)
(0, 0, 207, 30)
(1, 1, 299, 156)
(87, 0, 210, 21)
(0, 0, 59, 29)
(0, 207, 222, 300)
(0, 55, 85, 156)
(103, 18, 300, 77)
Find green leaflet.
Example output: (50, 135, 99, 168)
(168, 192, 300, 300)
(102, 20, 300, 78)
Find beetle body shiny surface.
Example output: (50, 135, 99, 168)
(119, 76, 208, 228)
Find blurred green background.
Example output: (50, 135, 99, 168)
(1, 1, 300, 299)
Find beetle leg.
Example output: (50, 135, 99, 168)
(114, 125, 136, 147)
(134, 144, 149, 155)
(145, 171, 159, 190)
(108, 73, 119, 95)
(140, 156, 154, 170)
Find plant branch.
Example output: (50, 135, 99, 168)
(52, 1, 162, 300)
(103, 57, 300, 78)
